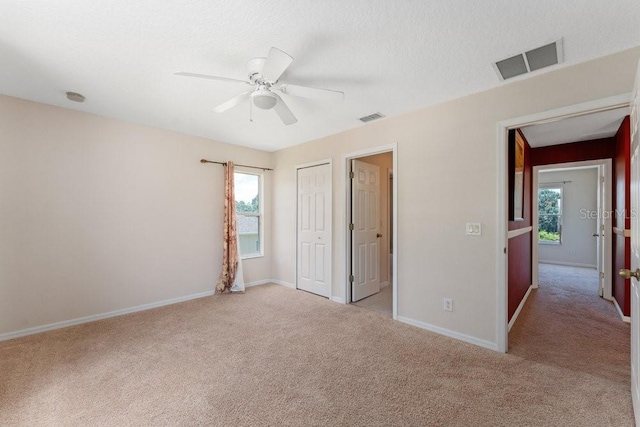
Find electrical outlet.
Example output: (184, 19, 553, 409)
(444, 298, 453, 312)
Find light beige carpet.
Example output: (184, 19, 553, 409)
(352, 284, 392, 317)
(0, 277, 634, 426)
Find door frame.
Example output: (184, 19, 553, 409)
(343, 143, 398, 319)
(295, 159, 333, 299)
(496, 93, 631, 353)
(532, 160, 613, 300)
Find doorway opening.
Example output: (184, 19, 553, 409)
(496, 93, 631, 353)
(533, 162, 612, 302)
(343, 144, 398, 319)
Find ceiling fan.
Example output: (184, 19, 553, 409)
(175, 47, 345, 125)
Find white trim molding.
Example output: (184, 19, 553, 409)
(614, 297, 631, 323)
(331, 296, 346, 304)
(508, 285, 534, 331)
(269, 279, 296, 289)
(397, 316, 497, 351)
(0, 290, 215, 343)
(508, 226, 532, 239)
(538, 260, 597, 269)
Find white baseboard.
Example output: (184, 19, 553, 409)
(269, 279, 296, 289)
(0, 290, 215, 343)
(245, 279, 272, 288)
(613, 297, 631, 323)
(508, 285, 534, 331)
(380, 281, 390, 289)
(331, 296, 346, 304)
(538, 260, 597, 269)
(397, 316, 497, 352)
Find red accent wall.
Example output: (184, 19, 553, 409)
(509, 135, 617, 322)
(614, 116, 631, 316)
(508, 130, 532, 321)
(530, 138, 616, 166)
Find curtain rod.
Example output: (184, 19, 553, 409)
(200, 159, 273, 171)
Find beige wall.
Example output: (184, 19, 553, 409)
(0, 96, 273, 335)
(3, 47, 639, 347)
(358, 153, 393, 286)
(273, 47, 640, 345)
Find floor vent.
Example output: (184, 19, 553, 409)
(493, 39, 563, 81)
(359, 112, 385, 123)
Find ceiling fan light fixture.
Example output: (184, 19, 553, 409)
(251, 89, 278, 110)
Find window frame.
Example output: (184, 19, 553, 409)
(537, 185, 563, 245)
(234, 170, 264, 259)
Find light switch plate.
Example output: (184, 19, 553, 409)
(466, 223, 482, 236)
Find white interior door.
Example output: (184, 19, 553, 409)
(351, 159, 381, 302)
(629, 60, 640, 423)
(297, 164, 331, 298)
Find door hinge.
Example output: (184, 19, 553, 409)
(600, 176, 605, 184)
(349, 275, 354, 283)
(349, 223, 354, 231)
(349, 171, 355, 179)
(600, 272, 605, 279)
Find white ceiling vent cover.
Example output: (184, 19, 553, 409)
(493, 39, 564, 81)
(359, 112, 385, 123)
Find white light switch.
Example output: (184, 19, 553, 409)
(466, 223, 482, 236)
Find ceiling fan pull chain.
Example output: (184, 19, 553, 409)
(249, 98, 253, 122)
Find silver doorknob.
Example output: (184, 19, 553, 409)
(619, 268, 640, 280)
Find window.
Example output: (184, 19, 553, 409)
(538, 187, 562, 243)
(235, 172, 262, 258)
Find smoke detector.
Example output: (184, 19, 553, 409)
(493, 39, 564, 81)
(66, 91, 85, 103)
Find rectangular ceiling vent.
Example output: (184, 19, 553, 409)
(359, 112, 385, 123)
(493, 39, 564, 81)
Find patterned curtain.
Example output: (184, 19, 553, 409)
(216, 161, 243, 293)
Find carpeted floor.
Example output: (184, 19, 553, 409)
(352, 284, 392, 317)
(509, 264, 630, 386)
(0, 271, 634, 426)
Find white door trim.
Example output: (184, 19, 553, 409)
(295, 159, 332, 299)
(343, 143, 398, 319)
(496, 93, 631, 353)
(532, 160, 613, 300)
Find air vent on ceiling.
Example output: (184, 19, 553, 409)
(359, 112, 385, 123)
(493, 39, 564, 81)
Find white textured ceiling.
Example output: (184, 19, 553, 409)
(1, 1, 639, 151)
(521, 107, 628, 148)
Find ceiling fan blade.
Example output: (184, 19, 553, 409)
(279, 84, 344, 102)
(174, 72, 250, 85)
(261, 47, 293, 82)
(271, 92, 297, 125)
(213, 91, 252, 113)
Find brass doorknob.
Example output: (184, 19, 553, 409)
(376, 233, 382, 238)
(619, 268, 640, 280)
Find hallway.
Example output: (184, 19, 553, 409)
(509, 263, 630, 384)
